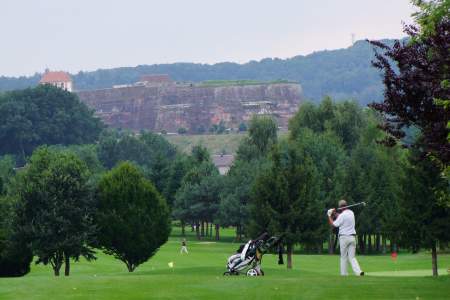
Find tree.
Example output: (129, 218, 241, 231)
(177, 127, 188, 135)
(369, 18, 450, 165)
(174, 161, 222, 240)
(396, 152, 449, 276)
(97, 130, 177, 194)
(14, 147, 96, 276)
(248, 116, 278, 155)
(290, 127, 348, 253)
(0, 85, 104, 160)
(235, 116, 278, 162)
(289, 98, 366, 152)
(195, 125, 206, 134)
(172, 145, 213, 237)
(163, 154, 193, 209)
(191, 145, 211, 164)
(218, 159, 269, 240)
(219, 119, 275, 240)
(0, 155, 15, 195)
(369, 4, 449, 276)
(249, 140, 321, 268)
(344, 139, 405, 254)
(95, 162, 170, 272)
(0, 195, 33, 277)
(412, 0, 450, 36)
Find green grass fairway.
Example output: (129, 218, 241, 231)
(0, 228, 449, 300)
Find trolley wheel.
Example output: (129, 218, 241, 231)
(246, 268, 259, 276)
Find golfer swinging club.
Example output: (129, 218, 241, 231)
(327, 200, 364, 276)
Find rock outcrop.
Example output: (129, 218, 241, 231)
(77, 82, 302, 133)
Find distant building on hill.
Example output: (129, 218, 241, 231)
(40, 70, 73, 92)
(212, 154, 234, 175)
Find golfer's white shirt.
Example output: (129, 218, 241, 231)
(333, 209, 356, 235)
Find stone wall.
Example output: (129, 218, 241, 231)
(77, 83, 302, 133)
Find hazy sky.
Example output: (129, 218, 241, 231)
(1, 0, 416, 76)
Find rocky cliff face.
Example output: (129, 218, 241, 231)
(77, 83, 302, 133)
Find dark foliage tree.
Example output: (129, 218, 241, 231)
(218, 159, 269, 240)
(190, 145, 211, 164)
(218, 118, 276, 240)
(0, 85, 104, 160)
(249, 140, 321, 269)
(344, 140, 405, 254)
(289, 97, 366, 152)
(163, 154, 194, 209)
(95, 162, 171, 272)
(172, 145, 213, 236)
(0, 155, 15, 188)
(248, 116, 278, 155)
(369, 19, 450, 164)
(174, 160, 222, 240)
(289, 127, 348, 253)
(177, 127, 188, 135)
(238, 122, 248, 132)
(0, 195, 33, 277)
(97, 130, 177, 194)
(14, 147, 96, 276)
(398, 152, 449, 276)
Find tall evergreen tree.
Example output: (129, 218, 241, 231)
(398, 153, 449, 276)
(249, 140, 321, 268)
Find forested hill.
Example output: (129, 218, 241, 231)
(0, 39, 397, 105)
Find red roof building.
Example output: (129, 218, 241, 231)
(40, 70, 73, 92)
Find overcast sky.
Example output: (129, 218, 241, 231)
(1, 0, 416, 77)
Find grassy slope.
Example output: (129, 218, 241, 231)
(165, 134, 246, 155)
(0, 228, 449, 300)
(198, 80, 295, 87)
(165, 132, 289, 155)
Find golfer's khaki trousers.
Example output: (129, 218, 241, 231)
(339, 235, 362, 275)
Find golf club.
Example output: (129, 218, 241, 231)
(325, 201, 367, 214)
(337, 201, 366, 210)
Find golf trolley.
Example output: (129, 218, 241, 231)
(223, 233, 282, 276)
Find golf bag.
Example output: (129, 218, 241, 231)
(224, 233, 282, 276)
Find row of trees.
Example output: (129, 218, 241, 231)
(0, 84, 215, 277)
(0, 148, 170, 276)
(170, 95, 448, 272)
(0, 94, 448, 276)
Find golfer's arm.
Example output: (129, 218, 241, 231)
(328, 216, 335, 226)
